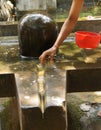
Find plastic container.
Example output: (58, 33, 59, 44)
(75, 31, 101, 49)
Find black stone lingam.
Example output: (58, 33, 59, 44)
(18, 13, 58, 58)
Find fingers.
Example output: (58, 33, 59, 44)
(50, 53, 54, 62)
(39, 50, 48, 64)
(39, 47, 57, 64)
(39, 53, 46, 64)
(39, 52, 55, 64)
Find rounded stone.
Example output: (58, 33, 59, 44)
(18, 13, 58, 58)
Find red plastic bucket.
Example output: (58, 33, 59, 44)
(75, 31, 100, 49)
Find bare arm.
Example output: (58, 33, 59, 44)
(39, 0, 84, 63)
(54, 0, 84, 49)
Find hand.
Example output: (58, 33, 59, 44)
(39, 46, 57, 64)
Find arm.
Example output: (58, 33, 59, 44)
(54, 0, 84, 48)
(39, 0, 84, 64)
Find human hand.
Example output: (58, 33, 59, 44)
(39, 46, 57, 64)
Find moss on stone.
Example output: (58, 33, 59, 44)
(1, 98, 20, 130)
(67, 94, 84, 130)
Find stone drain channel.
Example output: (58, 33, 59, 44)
(0, 36, 101, 130)
(0, 36, 67, 130)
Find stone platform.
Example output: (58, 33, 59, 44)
(0, 36, 101, 130)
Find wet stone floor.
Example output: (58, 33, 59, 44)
(0, 36, 101, 130)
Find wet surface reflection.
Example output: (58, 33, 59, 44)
(0, 36, 101, 108)
(0, 37, 67, 108)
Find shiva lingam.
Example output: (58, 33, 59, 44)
(18, 13, 58, 58)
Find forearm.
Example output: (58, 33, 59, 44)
(54, 0, 84, 49)
(54, 17, 78, 48)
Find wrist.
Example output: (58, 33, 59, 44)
(53, 44, 59, 50)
